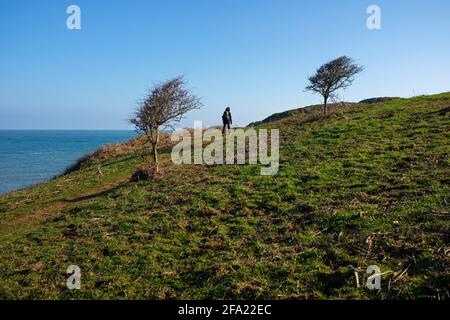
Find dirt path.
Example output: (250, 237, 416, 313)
(0, 174, 131, 239)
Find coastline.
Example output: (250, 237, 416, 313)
(0, 130, 137, 195)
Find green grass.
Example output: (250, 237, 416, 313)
(0, 93, 449, 299)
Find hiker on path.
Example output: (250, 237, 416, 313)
(222, 107, 232, 134)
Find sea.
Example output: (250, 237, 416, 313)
(0, 130, 137, 195)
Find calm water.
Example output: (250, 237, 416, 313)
(0, 130, 137, 195)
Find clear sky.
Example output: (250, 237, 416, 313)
(1, 0, 449, 129)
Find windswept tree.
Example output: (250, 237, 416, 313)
(305, 56, 364, 115)
(130, 76, 202, 173)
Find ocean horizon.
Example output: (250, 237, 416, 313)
(0, 130, 137, 195)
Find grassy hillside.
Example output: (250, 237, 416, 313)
(0, 93, 449, 299)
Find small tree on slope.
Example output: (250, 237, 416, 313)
(130, 76, 202, 173)
(305, 56, 364, 116)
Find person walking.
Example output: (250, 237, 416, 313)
(222, 107, 232, 134)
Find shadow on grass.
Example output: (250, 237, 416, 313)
(62, 182, 128, 203)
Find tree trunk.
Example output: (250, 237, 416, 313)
(324, 96, 328, 116)
(151, 129, 160, 173)
(152, 142, 159, 173)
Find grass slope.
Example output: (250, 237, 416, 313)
(0, 93, 449, 299)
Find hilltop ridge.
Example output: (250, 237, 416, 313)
(248, 97, 401, 127)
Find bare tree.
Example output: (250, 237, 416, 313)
(130, 76, 202, 173)
(305, 56, 363, 115)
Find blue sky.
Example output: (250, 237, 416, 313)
(1, 0, 449, 129)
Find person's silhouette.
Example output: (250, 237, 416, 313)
(222, 107, 232, 134)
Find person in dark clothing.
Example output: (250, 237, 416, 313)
(222, 107, 232, 134)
